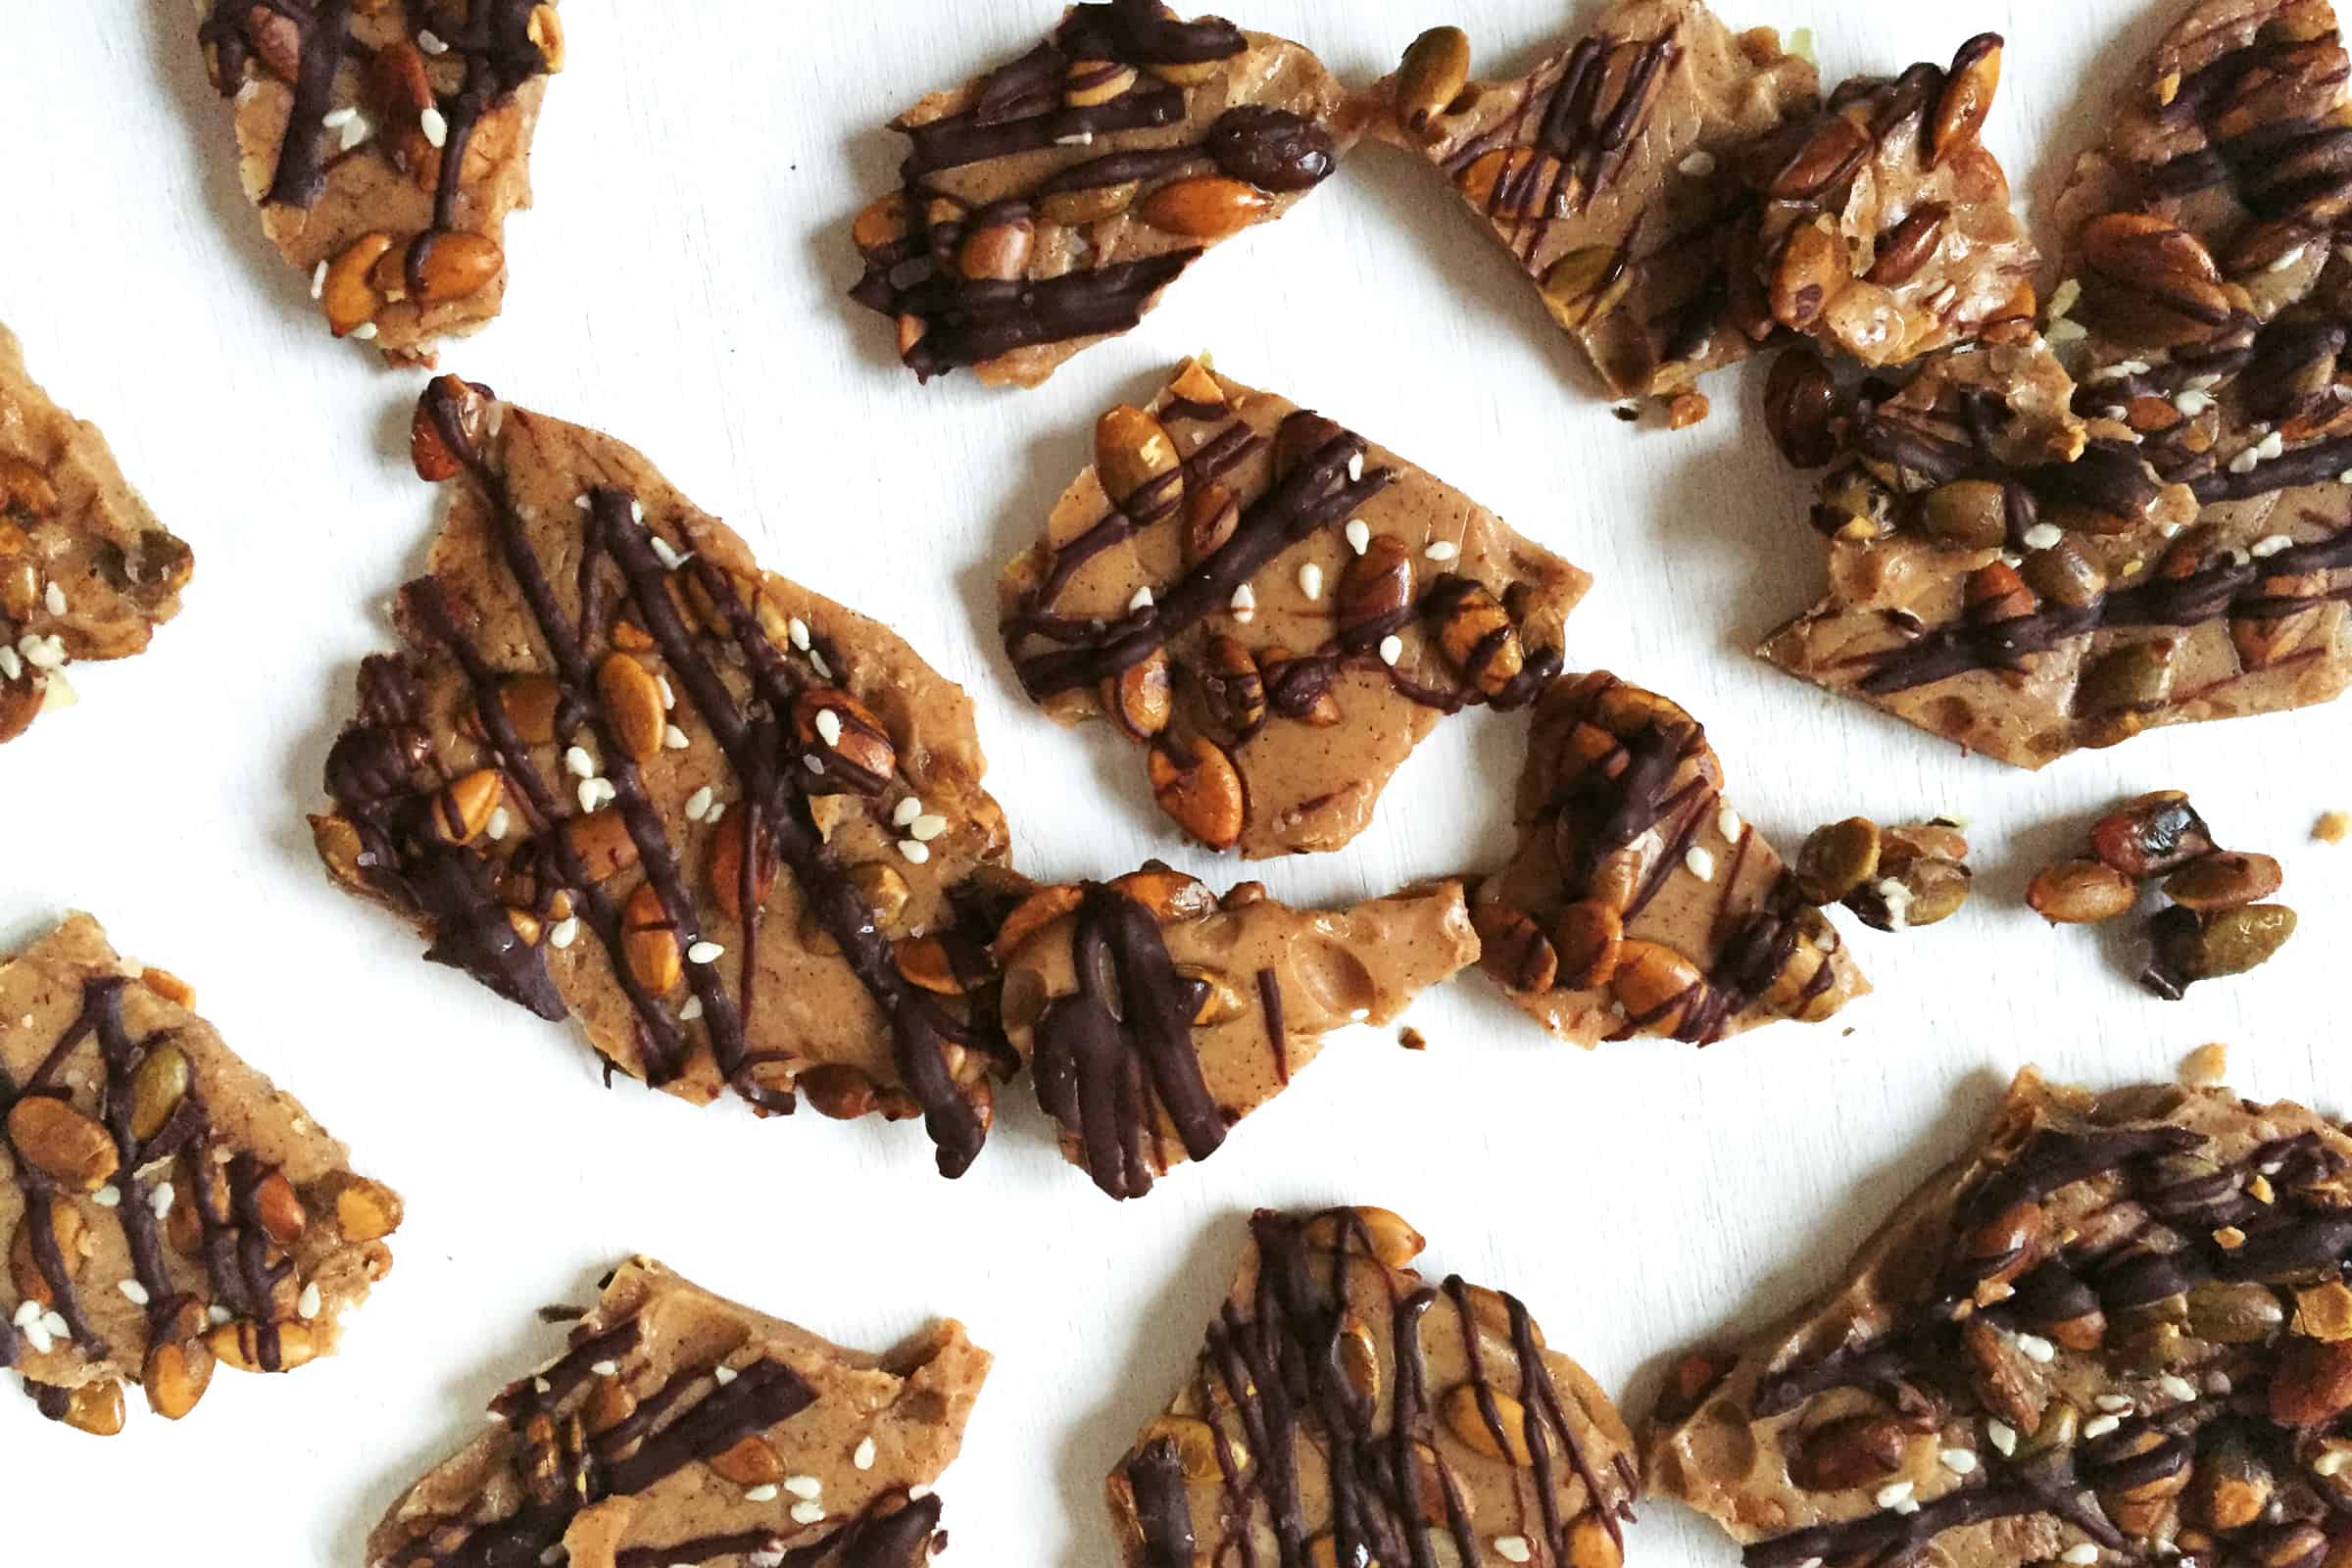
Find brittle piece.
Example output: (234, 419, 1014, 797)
(0, 321, 192, 744)
(0, 913, 401, 1434)
(1001, 358, 1590, 858)
(368, 1256, 985, 1568)
(1000, 868, 1475, 1200)
(1740, 34, 2038, 366)
(1759, 338, 2235, 766)
(313, 377, 1014, 1178)
(1472, 671, 1866, 1046)
(195, 0, 561, 362)
(1368, 1, 1817, 410)
(849, 1, 1351, 387)
(1108, 1206, 1640, 1567)
(1650, 1068, 2352, 1568)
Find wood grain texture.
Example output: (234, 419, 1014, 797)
(0, 1, 2345, 1563)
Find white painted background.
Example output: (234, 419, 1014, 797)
(3, 1, 2346, 1562)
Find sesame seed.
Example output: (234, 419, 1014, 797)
(2047, 278, 2081, 318)
(2317, 1450, 2350, 1478)
(92, 1186, 121, 1208)
(678, 996, 703, 1020)
(1347, 453, 1364, 482)
(687, 941, 724, 964)
(2094, 1394, 2132, 1413)
(662, 724, 689, 750)
(744, 1485, 780, 1503)
(1718, 805, 1742, 842)
(2258, 431, 2286, 461)
(2206, 1371, 2233, 1396)
(1679, 149, 1718, 176)
(788, 617, 810, 650)
(589, 1360, 619, 1377)
(2046, 318, 2088, 344)
(311, 260, 329, 299)
(1424, 540, 1458, 562)
(650, 536, 690, 571)
(1298, 563, 1323, 601)
(1494, 1539, 1533, 1565)
(1129, 585, 1154, 613)
(2158, 1374, 2197, 1402)
(631, 501, 645, 525)
(2016, 1334, 2056, 1363)
(810, 652, 832, 679)
(2063, 1546, 2100, 1566)
(2022, 522, 2063, 551)
(1345, 519, 1371, 556)
(686, 786, 714, 820)
(2174, 389, 2212, 416)
(814, 709, 844, 748)
(149, 1182, 175, 1221)
(706, 802, 726, 824)
(21, 1317, 52, 1355)
(534, 1377, 552, 1394)
(1685, 846, 1715, 881)
(487, 808, 511, 841)
(789, 1502, 825, 1526)
(1229, 583, 1255, 615)
(209, 1304, 232, 1326)
(40, 1311, 68, 1342)
(575, 494, 592, 511)
(1987, 1419, 2018, 1455)
(323, 106, 357, 128)
(0, 646, 18, 680)
(1054, 130, 1096, 147)
(656, 675, 675, 710)
(339, 112, 372, 151)
(910, 813, 949, 842)
(1378, 634, 1403, 665)
(892, 797, 924, 827)
(417, 28, 448, 53)
(12, 1299, 38, 1328)
(1875, 1481, 1914, 1509)
(899, 840, 931, 864)
(783, 1476, 822, 1499)
(2252, 534, 2292, 558)
(2267, 243, 2310, 273)
(299, 1282, 322, 1320)
(550, 917, 580, 950)
(1940, 1448, 1978, 1475)
(420, 106, 448, 148)
(577, 777, 613, 812)
(1927, 283, 1958, 314)
(2082, 1414, 2121, 1439)
(20, 633, 67, 669)
(119, 1279, 150, 1306)
(854, 1437, 877, 1470)
(565, 746, 596, 777)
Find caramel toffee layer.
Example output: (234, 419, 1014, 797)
(197, 0, 559, 357)
(0, 320, 192, 745)
(1003, 359, 1589, 859)
(850, 1, 1348, 387)
(367, 1257, 985, 1568)
(1371, 0, 1818, 404)
(1000, 868, 1475, 1200)
(316, 378, 1011, 1178)
(1652, 1070, 2352, 1568)
(0, 914, 400, 1436)
(1109, 1207, 1639, 1568)
(1475, 671, 1865, 1046)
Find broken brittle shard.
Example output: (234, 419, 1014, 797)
(1001, 357, 1590, 859)
(1765, 0, 2352, 765)
(194, 0, 560, 362)
(314, 377, 1016, 1179)
(1650, 1067, 2352, 1568)
(849, 0, 1353, 387)
(0, 320, 192, 744)
(995, 866, 1475, 1200)
(1107, 1206, 1640, 1568)
(1471, 670, 1866, 1045)
(368, 1256, 986, 1568)
(0, 913, 402, 1436)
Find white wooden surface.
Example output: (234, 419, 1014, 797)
(3, 1, 2347, 1561)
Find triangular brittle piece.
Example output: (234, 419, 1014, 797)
(1759, 338, 2208, 766)
(368, 1256, 987, 1568)
(1, 913, 402, 1435)
(313, 377, 1014, 1178)
(1367, 0, 1818, 412)
(1650, 1068, 2352, 1568)
(1471, 671, 1866, 1044)
(194, 0, 560, 362)
(1001, 358, 1591, 859)
(1107, 1206, 1640, 1568)
(998, 868, 1475, 1200)
(849, 1, 1352, 387)
(0, 322, 192, 743)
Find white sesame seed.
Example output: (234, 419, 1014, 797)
(1347, 453, 1364, 482)
(149, 1182, 175, 1221)
(1987, 1419, 2019, 1455)
(910, 813, 949, 842)
(2082, 1414, 2121, 1439)
(2317, 1450, 2350, 1478)
(1424, 539, 1458, 562)
(1685, 845, 1716, 881)
(1940, 1448, 1978, 1475)
(2174, 389, 2212, 416)
(814, 709, 844, 748)
(2047, 278, 2081, 319)
(687, 941, 724, 964)
(119, 1279, 150, 1306)
(1494, 1539, 1533, 1565)
(209, 1304, 232, 1326)
(1717, 805, 1742, 842)
(91, 1185, 121, 1209)
(577, 777, 612, 813)
(2022, 522, 2063, 551)
(298, 1282, 322, 1320)
(789, 1502, 825, 1526)
(534, 1377, 552, 1394)
(892, 797, 924, 827)
(1927, 283, 1958, 314)
(706, 802, 726, 823)
(2016, 1334, 2056, 1363)
(1229, 583, 1255, 615)
(564, 746, 596, 777)
(678, 996, 703, 1020)
(744, 1485, 780, 1503)
(323, 106, 358, 128)
(2251, 534, 2292, 558)
(1298, 563, 1323, 601)
(12, 1299, 39, 1329)
(854, 1437, 877, 1470)
(2267, 243, 2311, 273)
(417, 27, 447, 53)
(0, 646, 19, 681)
(660, 723, 688, 751)
(19, 633, 67, 670)
(899, 840, 931, 864)
(1053, 130, 1096, 147)
(550, 917, 580, 951)
(21, 1317, 52, 1355)
(2094, 1394, 2133, 1413)
(707, 1365, 735, 1385)
(420, 106, 448, 148)
(311, 260, 329, 299)
(631, 500, 646, 526)
(2206, 1372, 2233, 1396)
(1679, 149, 1718, 176)
(788, 617, 810, 651)
(1875, 1481, 1914, 1509)
(651, 536, 690, 571)
(2063, 1546, 2100, 1566)
(574, 494, 592, 512)
(40, 1311, 68, 1342)
(590, 1360, 618, 1377)
(783, 1476, 822, 1499)
(1345, 519, 1371, 556)
(339, 112, 372, 151)
(1378, 634, 1403, 665)
(810, 652, 832, 679)
(487, 807, 511, 842)
(2258, 431, 2286, 461)
(2159, 1374, 2197, 1402)
(686, 786, 714, 820)
(656, 675, 676, 710)
(1129, 585, 1153, 613)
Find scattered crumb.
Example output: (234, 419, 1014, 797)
(1397, 1027, 1427, 1053)
(535, 1303, 589, 1323)
(2316, 809, 2351, 845)
(2180, 1042, 2229, 1089)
